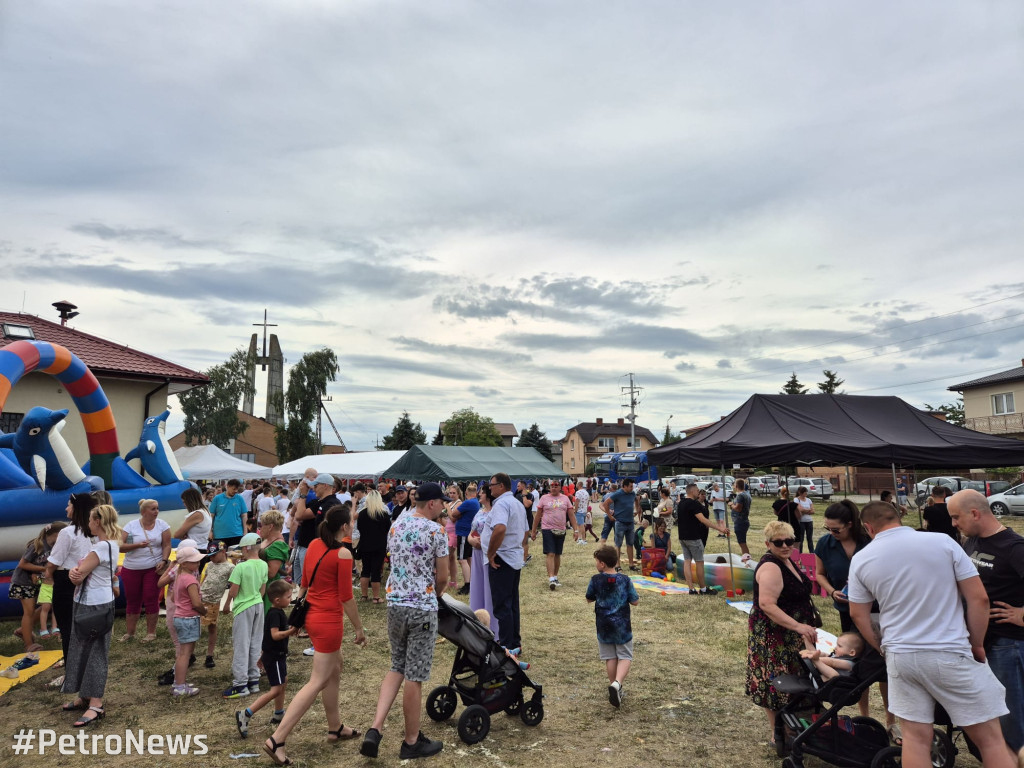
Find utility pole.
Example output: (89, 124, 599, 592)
(621, 373, 641, 450)
(317, 395, 332, 452)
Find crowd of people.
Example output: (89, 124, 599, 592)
(7, 471, 1024, 766)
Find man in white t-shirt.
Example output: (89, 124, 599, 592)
(574, 484, 591, 543)
(848, 501, 1015, 768)
(256, 487, 277, 520)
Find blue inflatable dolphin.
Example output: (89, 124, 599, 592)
(125, 409, 185, 485)
(0, 406, 88, 490)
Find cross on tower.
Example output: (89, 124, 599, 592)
(253, 309, 278, 371)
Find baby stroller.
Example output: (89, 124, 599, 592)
(426, 594, 544, 744)
(771, 649, 958, 768)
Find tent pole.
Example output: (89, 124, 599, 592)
(890, 462, 898, 499)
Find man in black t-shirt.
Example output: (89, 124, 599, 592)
(293, 473, 342, 591)
(676, 483, 728, 594)
(951, 489, 1024, 752)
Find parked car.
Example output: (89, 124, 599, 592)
(786, 477, 833, 500)
(696, 475, 735, 492)
(914, 476, 970, 495)
(988, 484, 1024, 517)
(747, 477, 770, 496)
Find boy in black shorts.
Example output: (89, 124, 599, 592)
(236, 580, 296, 737)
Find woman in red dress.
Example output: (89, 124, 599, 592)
(265, 504, 367, 765)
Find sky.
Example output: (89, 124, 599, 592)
(2, 1, 1024, 454)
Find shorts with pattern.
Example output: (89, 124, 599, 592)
(386, 605, 438, 682)
(598, 639, 634, 661)
(679, 539, 705, 561)
(263, 654, 287, 687)
(200, 602, 221, 628)
(173, 616, 201, 644)
(9, 583, 39, 601)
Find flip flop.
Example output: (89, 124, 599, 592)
(140, 634, 157, 643)
(119, 634, 134, 643)
(887, 723, 903, 746)
(264, 736, 292, 766)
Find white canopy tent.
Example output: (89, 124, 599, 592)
(273, 451, 407, 480)
(173, 444, 275, 481)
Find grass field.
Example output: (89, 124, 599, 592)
(1, 498, 1010, 768)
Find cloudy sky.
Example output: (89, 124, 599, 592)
(3, 1, 1023, 453)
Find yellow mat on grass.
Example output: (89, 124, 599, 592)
(0, 651, 63, 696)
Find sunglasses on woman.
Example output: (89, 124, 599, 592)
(770, 538, 796, 547)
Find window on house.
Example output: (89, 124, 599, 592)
(597, 437, 614, 450)
(0, 411, 25, 433)
(570, 439, 575, 451)
(232, 453, 256, 463)
(570, 458, 576, 469)
(1, 323, 34, 340)
(993, 393, 1016, 415)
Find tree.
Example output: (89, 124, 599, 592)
(817, 370, 846, 394)
(441, 408, 503, 447)
(515, 423, 553, 460)
(923, 397, 965, 427)
(781, 372, 809, 395)
(274, 349, 340, 463)
(431, 430, 444, 445)
(380, 411, 427, 451)
(178, 347, 256, 449)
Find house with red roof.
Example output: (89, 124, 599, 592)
(0, 309, 207, 470)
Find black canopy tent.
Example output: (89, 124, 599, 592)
(647, 394, 1024, 470)
(382, 445, 567, 482)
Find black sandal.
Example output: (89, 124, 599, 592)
(264, 736, 292, 766)
(73, 706, 104, 727)
(328, 725, 362, 742)
(62, 698, 87, 712)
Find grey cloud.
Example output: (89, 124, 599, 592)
(344, 354, 486, 381)
(468, 386, 501, 398)
(674, 361, 696, 371)
(390, 335, 531, 363)
(70, 222, 225, 250)
(716, 359, 732, 369)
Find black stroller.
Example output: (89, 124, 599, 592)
(772, 649, 960, 768)
(426, 595, 544, 744)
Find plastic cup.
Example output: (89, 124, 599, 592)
(735, 588, 744, 596)
(726, 590, 735, 598)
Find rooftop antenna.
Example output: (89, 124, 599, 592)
(52, 300, 79, 326)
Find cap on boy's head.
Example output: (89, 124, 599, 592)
(313, 473, 334, 487)
(394, 485, 408, 492)
(414, 483, 448, 503)
(175, 546, 204, 563)
(239, 532, 261, 547)
(208, 541, 226, 554)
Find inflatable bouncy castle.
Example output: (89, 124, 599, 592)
(0, 340, 195, 615)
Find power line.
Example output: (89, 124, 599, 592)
(849, 363, 1014, 394)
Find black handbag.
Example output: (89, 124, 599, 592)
(73, 542, 117, 640)
(288, 549, 330, 629)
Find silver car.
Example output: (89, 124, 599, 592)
(786, 477, 833, 500)
(988, 484, 1024, 517)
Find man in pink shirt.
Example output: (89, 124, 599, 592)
(530, 482, 575, 590)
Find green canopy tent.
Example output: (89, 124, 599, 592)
(382, 445, 567, 482)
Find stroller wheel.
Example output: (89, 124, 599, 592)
(869, 746, 902, 768)
(520, 698, 544, 727)
(458, 705, 491, 745)
(931, 728, 955, 768)
(426, 686, 458, 722)
(504, 695, 522, 716)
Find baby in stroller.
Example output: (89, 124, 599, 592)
(799, 632, 863, 681)
(425, 595, 544, 745)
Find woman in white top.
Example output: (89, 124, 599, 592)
(119, 498, 171, 643)
(44, 493, 97, 665)
(62, 503, 122, 726)
(794, 486, 815, 548)
(175, 488, 213, 547)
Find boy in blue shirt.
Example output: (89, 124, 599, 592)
(585, 545, 639, 708)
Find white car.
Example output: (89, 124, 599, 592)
(786, 477, 834, 500)
(988, 484, 1024, 517)
(914, 476, 970, 495)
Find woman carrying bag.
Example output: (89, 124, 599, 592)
(62, 504, 121, 727)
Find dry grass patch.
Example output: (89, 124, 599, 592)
(1, 498, 1002, 767)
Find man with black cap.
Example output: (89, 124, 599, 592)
(362, 482, 449, 760)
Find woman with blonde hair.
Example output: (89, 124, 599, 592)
(259, 510, 290, 609)
(119, 498, 171, 643)
(356, 490, 391, 603)
(62, 504, 122, 726)
(443, 484, 463, 592)
(745, 520, 820, 745)
(175, 487, 212, 545)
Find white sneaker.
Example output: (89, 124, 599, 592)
(608, 681, 622, 708)
(303, 646, 315, 657)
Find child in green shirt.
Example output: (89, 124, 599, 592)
(222, 533, 269, 698)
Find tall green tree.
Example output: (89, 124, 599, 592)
(817, 370, 846, 394)
(380, 411, 428, 451)
(781, 372, 809, 395)
(441, 408, 503, 447)
(178, 347, 256, 449)
(515, 423, 553, 460)
(431, 430, 445, 445)
(274, 349, 340, 463)
(923, 397, 965, 427)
